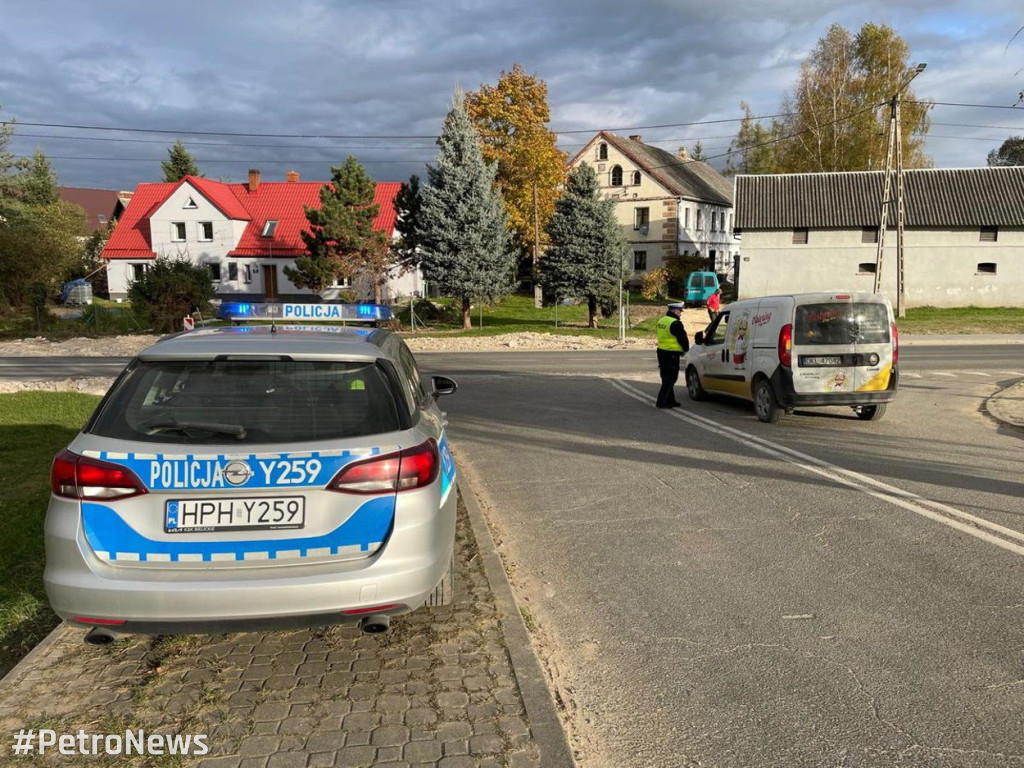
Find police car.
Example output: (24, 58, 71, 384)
(44, 323, 458, 643)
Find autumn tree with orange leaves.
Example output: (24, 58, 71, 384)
(465, 64, 567, 295)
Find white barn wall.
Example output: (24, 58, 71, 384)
(738, 227, 1024, 307)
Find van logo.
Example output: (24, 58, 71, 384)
(223, 461, 254, 486)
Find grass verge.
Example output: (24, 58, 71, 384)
(0, 392, 101, 678)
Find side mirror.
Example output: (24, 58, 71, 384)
(431, 375, 458, 398)
(694, 331, 704, 345)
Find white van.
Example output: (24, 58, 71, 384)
(683, 291, 898, 423)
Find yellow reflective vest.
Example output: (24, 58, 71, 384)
(656, 315, 684, 352)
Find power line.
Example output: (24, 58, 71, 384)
(0, 111, 796, 140)
(908, 100, 1024, 110)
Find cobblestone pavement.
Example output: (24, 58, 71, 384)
(0, 497, 545, 767)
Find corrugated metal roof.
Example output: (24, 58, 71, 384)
(735, 167, 1024, 229)
(600, 132, 734, 206)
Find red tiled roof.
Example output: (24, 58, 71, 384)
(58, 187, 124, 233)
(103, 179, 402, 260)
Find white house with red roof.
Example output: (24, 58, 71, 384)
(103, 169, 422, 303)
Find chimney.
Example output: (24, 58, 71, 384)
(248, 168, 261, 192)
(628, 134, 643, 142)
(286, 170, 300, 183)
(677, 146, 689, 161)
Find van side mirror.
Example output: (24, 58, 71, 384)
(431, 375, 458, 398)
(694, 331, 704, 345)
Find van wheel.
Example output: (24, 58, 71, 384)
(685, 367, 707, 401)
(426, 553, 454, 607)
(854, 403, 887, 421)
(753, 379, 783, 423)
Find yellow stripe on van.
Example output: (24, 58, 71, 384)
(857, 364, 892, 391)
(705, 377, 752, 398)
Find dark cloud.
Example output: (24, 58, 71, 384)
(2, 0, 1022, 188)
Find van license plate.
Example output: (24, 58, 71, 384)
(802, 355, 844, 366)
(165, 497, 305, 533)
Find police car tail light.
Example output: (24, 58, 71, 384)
(51, 450, 148, 500)
(891, 322, 899, 364)
(778, 324, 793, 367)
(328, 439, 439, 495)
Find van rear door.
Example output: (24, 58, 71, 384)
(790, 298, 893, 396)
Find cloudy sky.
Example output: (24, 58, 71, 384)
(2, 0, 1022, 190)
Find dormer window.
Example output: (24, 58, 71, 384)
(610, 166, 623, 187)
(261, 220, 278, 237)
(183, 196, 198, 209)
(598, 143, 608, 161)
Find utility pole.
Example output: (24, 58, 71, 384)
(533, 182, 543, 308)
(874, 62, 926, 319)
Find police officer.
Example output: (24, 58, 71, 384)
(655, 302, 690, 408)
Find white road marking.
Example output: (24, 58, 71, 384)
(609, 379, 1024, 558)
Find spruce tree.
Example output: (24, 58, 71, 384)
(541, 162, 628, 328)
(418, 95, 514, 329)
(393, 174, 423, 272)
(287, 156, 390, 299)
(161, 139, 202, 182)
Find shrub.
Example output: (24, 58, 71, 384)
(127, 257, 214, 333)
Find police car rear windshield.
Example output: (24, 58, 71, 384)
(89, 360, 402, 444)
(795, 303, 890, 346)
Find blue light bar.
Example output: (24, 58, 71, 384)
(217, 302, 393, 323)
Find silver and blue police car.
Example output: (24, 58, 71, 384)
(44, 323, 458, 643)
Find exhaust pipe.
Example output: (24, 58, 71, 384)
(359, 613, 391, 634)
(84, 627, 120, 646)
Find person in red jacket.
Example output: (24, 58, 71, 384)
(706, 287, 721, 322)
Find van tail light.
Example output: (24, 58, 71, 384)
(51, 450, 148, 501)
(891, 322, 899, 365)
(778, 324, 793, 367)
(328, 439, 439, 495)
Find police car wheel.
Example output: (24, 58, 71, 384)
(753, 379, 783, 423)
(426, 553, 454, 607)
(854, 403, 887, 421)
(686, 367, 707, 401)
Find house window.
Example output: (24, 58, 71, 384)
(261, 220, 278, 237)
(331, 276, 352, 288)
(711, 212, 718, 232)
(199, 221, 213, 241)
(683, 208, 690, 229)
(632, 171, 641, 185)
(183, 196, 198, 209)
(244, 264, 253, 283)
(598, 143, 608, 161)
(228, 263, 239, 281)
(793, 228, 809, 244)
(97, 214, 107, 224)
(634, 207, 650, 231)
(172, 222, 186, 241)
(208, 263, 222, 281)
(858, 262, 877, 274)
(977, 262, 997, 274)
(862, 228, 879, 244)
(634, 251, 647, 270)
(696, 210, 703, 230)
(131, 264, 145, 282)
(610, 166, 623, 186)
(728, 213, 733, 234)
(980, 226, 998, 242)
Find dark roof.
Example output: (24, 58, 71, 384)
(595, 132, 733, 206)
(58, 187, 126, 233)
(735, 167, 1024, 229)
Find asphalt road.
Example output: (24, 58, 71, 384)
(419, 347, 1024, 768)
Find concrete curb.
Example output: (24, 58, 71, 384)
(0, 622, 73, 695)
(457, 474, 577, 768)
(986, 380, 1024, 428)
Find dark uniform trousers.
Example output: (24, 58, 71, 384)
(656, 349, 682, 407)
